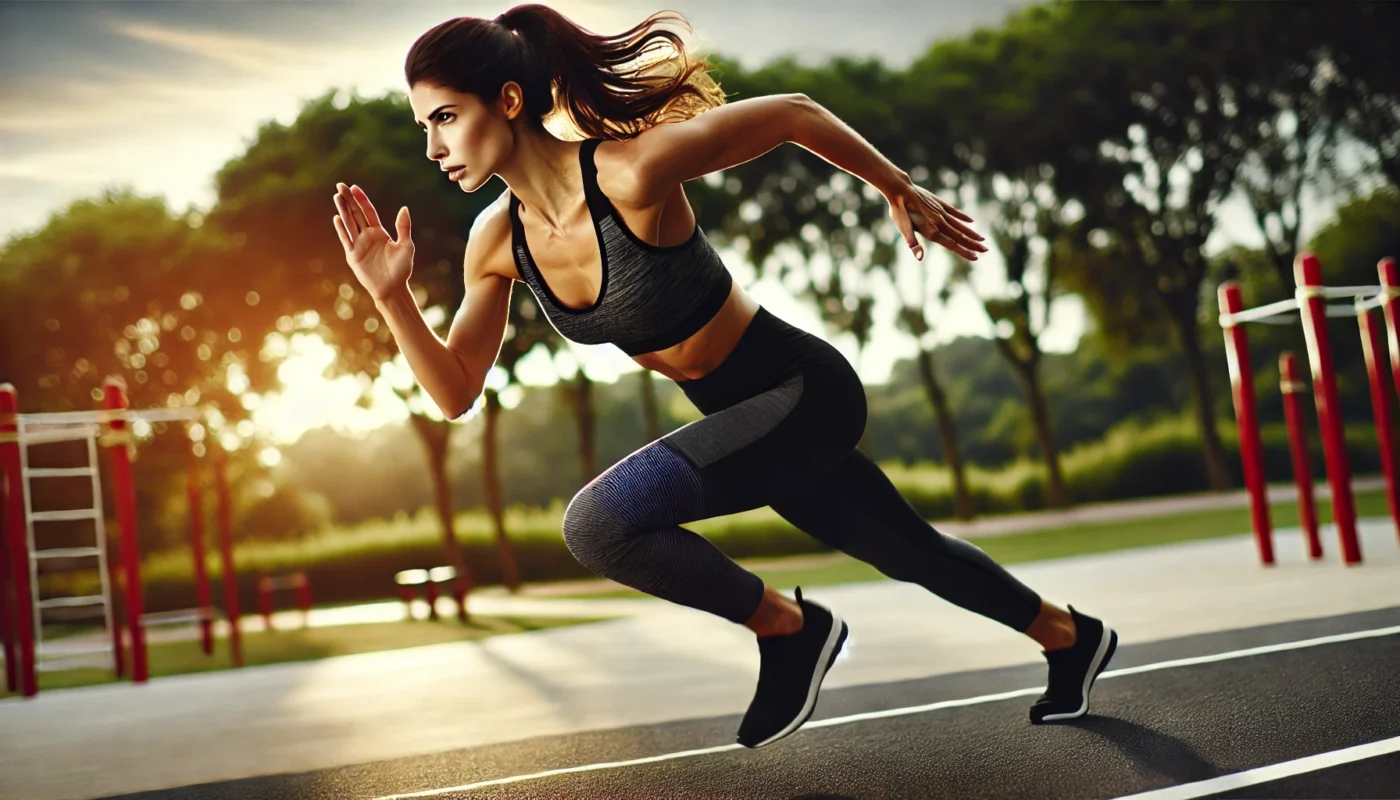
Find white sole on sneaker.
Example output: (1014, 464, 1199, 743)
(1039, 624, 1117, 722)
(752, 612, 849, 748)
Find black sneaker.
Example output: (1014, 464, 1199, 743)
(736, 587, 849, 748)
(1029, 605, 1118, 724)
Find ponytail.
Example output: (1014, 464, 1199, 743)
(405, 5, 725, 140)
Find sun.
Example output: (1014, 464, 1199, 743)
(249, 333, 405, 446)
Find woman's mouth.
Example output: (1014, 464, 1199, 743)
(447, 166, 466, 181)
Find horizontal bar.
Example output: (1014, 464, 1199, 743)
(25, 467, 96, 478)
(30, 509, 100, 522)
(18, 428, 101, 446)
(39, 595, 107, 609)
(38, 640, 114, 657)
(12, 408, 203, 426)
(33, 547, 102, 560)
(38, 654, 112, 672)
(141, 608, 211, 627)
(1317, 285, 1381, 298)
(1220, 297, 1299, 327)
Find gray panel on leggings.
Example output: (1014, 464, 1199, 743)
(662, 374, 803, 468)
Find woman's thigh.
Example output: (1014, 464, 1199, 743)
(658, 360, 868, 522)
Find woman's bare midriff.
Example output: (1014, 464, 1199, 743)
(630, 282, 760, 382)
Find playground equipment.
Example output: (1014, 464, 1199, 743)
(1218, 253, 1400, 566)
(0, 377, 241, 698)
(258, 571, 312, 630)
(394, 566, 466, 622)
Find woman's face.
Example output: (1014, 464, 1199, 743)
(409, 81, 521, 193)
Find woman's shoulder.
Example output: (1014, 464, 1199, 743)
(466, 188, 519, 281)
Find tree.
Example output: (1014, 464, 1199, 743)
(1028, 2, 1267, 491)
(901, 14, 1084, 507)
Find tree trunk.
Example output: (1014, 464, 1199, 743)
(574, 373, 598, 483)
(1172, 309, 1234, 491)
(481, 389, 521, 593)
(1019, 361, 1069, 507)
(1003, 353, 1069, 509)
(638, 369, 660, 442)
(407, 412, 472, 621)
(915, 346, 974, 519)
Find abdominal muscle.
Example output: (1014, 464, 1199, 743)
(630, 280, 761, 382)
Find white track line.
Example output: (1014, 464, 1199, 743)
(1109, 734, 1400, 799)
(375, 623, 1400, 799)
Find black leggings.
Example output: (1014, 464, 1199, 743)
(561, 306, 1042, 631)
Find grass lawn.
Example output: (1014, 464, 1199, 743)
(2, 614, 600, 696)
(547, 489, 1393, 599)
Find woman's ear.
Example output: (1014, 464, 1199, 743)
(498, 81, 526, 121)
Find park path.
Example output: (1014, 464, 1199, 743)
(2, 513, 1397, 800)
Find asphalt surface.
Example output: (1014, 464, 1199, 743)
(98, 605, 1400, 800)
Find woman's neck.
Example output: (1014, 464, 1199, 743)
(499, 128, 588, 234)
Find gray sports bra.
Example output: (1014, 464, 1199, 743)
(508, 139, 733, 357)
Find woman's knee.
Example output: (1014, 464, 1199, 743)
(561, 483, 629, 571)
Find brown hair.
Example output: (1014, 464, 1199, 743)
(404, 4, 725, 140)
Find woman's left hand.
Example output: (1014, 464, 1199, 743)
(884, 175, 987, 262)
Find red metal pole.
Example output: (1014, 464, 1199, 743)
(103, 378, 148, 682)
(1, 388, 15, 694)
(295, 572, 311, 628)
(1219, 282, 1275, 565)
(187, 450, 213, 656)
(213, 446, 242, 667)
(110, 543, 126, 679)
(1295, 253, 1362, 564)
(1378, 256, 1400, 547)
(1, 385, 37, 697)
(258, 575, 273, 631)
(1359, 307, 1400, 541)
(425, 579, 440, 621)
(1280, 353, 1323, 560)
(102, 381, 147, 683)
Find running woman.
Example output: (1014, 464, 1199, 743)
(332, 4, 1118, 748)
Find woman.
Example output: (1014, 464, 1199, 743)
(332, 4, 1117, 749)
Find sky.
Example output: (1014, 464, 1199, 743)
(0, 0, 1343, 446)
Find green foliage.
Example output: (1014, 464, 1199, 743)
(133, 411, 1388, 611)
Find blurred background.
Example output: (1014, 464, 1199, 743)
(3, 0, 1399, 616)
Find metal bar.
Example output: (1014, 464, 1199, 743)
(1318, 285, 1382, 298)
(24, 467, 97, 478)
(1359, 307, 1400, 542)
(1218, 282, 1274, 565)
(104, 379, 148, 683)
(38, 654, 111, 672)
(1297, 253, 1362, 564)
(1381, 256, 1400, 549)
(1220, 297, 1299, 328)
(29, 509, 101, 522)
(38, 595, 106, 609)
(83, 431, 118, 677)
(1280, 353, 1322, 560)
(18, 427, 103, 447)
(33, 547, 101, 560)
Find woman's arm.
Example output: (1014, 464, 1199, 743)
(617, 93, 986, 261)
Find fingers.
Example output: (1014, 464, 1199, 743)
(893, 196, 923, 262)
(920, 192, 984, 244)
(349, 184, 383, 231)
(334, 191, 360, 242)
(333, 214, 354, 254)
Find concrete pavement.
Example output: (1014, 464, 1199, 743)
(1, 517, 1397, 800)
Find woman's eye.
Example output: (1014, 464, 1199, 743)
(436, 112, 453, 123)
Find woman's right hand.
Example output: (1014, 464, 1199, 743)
(333, 183, 414, 301)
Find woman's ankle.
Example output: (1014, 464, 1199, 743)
(1027, 601, 1077, 652)
(744, 585, 804, 638)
